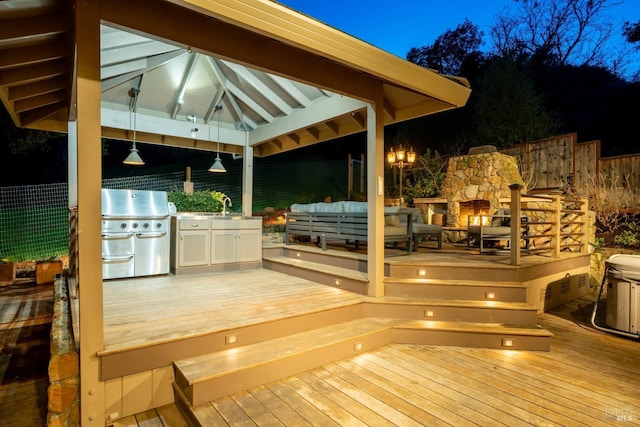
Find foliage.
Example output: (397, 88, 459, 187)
(37, 255, 60, 263)
(614, 228, 640, 248)
(167, 189, 227, 212)
(406, 19, 485, 76)
(387, 148, 447, 204)
(624, 21, 640, 44)
(584, 173, 640, 234)
(1, 258, 12, 264)
(0, 107, 58, 155)
(490, 0, 620, 69)
(592, 236, 605, 250)
(473, 57, 558, 147)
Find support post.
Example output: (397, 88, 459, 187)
(509, 184, 522, 266)
(366, 84, 385, 297)
(552, 194, 561, 258)
(76, 0, 105, 424)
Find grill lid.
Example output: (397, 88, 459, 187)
(101, 189, 169, 218)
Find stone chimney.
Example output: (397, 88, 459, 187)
(440, 146, 525, 227)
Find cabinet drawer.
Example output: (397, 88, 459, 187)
(210, 219, 261, 230)
(179, 220, 209, 230)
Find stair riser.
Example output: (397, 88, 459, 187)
(388, 265, 523, 282)
(282, 247, 368, 272)
(172, 303, 366, 390)
(392, 329, 551, 351)
(184, 329, 393, 406)
(366, 303, 538, 325)
(263, 259, 368, 294)
(385, 283, 527, 302)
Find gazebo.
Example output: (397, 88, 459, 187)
(0, 0, 471, 424)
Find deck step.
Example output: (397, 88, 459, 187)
(263, 255, 368, 294)
(384, 278, 528, 302)
(174, 318, 396, 407)
(367, 297, 539, 325)
(393, 320, 553, 351)
(175, 316, 553, 424)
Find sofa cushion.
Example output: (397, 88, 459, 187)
(384, 206, 400, 226)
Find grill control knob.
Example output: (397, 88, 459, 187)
(120, 223, 127, 229)
(142, 222, 150, 229)
(132, 223, 139, 229)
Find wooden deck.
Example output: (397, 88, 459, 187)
(112, 293, 640, 426)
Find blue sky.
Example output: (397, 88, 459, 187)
(277, 0, 639, 60)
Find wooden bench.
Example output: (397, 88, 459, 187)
(285, 211, 414, 253)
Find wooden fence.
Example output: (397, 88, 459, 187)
(500, 133, 640, 194)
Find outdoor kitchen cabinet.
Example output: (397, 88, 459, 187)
(171, 216, 262, 274)
(173, 219, 210, 267)
(210, 219, 262, 264)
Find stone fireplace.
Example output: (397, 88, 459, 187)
(440, 147, 525, 227)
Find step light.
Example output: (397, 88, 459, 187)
(417, 268, 427, 276)
(424, 309, 435, 318)
(354, 342, 363, 351)
(225, 335, 237, 345)
(485, 291, 496, 300)
(502, 338, 514, 347)
(334, 279, 341, 287)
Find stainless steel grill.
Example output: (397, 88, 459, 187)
(101, 189, 170, 279)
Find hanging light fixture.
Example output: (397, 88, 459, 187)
(209, 105, 226, 173)
(123, 86, 144, 165)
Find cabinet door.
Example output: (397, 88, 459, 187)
(237, 229, 262, 262)
(211, 230, 238, 264)
(179, 230, 210, 266)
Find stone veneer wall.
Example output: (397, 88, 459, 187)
(440, 152, 525, 227)
(47, 276, 79, 427)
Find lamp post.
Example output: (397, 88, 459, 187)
(387, 146, 416, 206)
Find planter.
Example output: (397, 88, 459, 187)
(36, 261, 63, 285)
(0, 262, 16, 285)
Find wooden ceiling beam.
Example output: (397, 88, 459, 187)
(8, 76, 67, 101)
(0, 59, 67, 86)
(14, 89, 66, 113)
(0, 39, 67, 68)
(0, 13, 67, 41)
(19, 101, 66, 127)
(102, 0, 378, 102)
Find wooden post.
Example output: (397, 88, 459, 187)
(348, 154, 353, 199)
(509, 184, 522, 266)
(552, 194, 561, 258)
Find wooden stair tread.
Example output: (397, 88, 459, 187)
(175, 318, 397, 384)
(263, 255, 368, 282)
(385, 277, 526, 288)
(371, 297, 537, 311)
(396, 319, 554, 337)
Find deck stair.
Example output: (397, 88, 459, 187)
(174, 245, 552, 422)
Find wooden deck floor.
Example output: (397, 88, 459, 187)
(110, 288, 640, 426)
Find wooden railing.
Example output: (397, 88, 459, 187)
(501, 184, 589, 265)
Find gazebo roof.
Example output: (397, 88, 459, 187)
(0, 0, 471, 157)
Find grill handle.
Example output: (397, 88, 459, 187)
(102, 232, 135, 239)
(102, 255, 134, 262)
(135, 232, 167, 238)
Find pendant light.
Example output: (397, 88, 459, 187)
(123, 86, 145, 165)
(208, 105, 226, 173)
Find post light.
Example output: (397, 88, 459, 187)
(386, 146, 416, 206)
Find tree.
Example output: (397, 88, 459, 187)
(623, 20, 640, 44)
(473, 57, 558, 147)
(406, 19, 484, 76)
(490, 0, 620, 69)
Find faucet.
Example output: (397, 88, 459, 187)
(222, 197, 232, 216)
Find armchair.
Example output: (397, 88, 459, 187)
(467, 208, 529, 252)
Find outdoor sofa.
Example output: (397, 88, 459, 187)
(285, 201, 441, 253)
